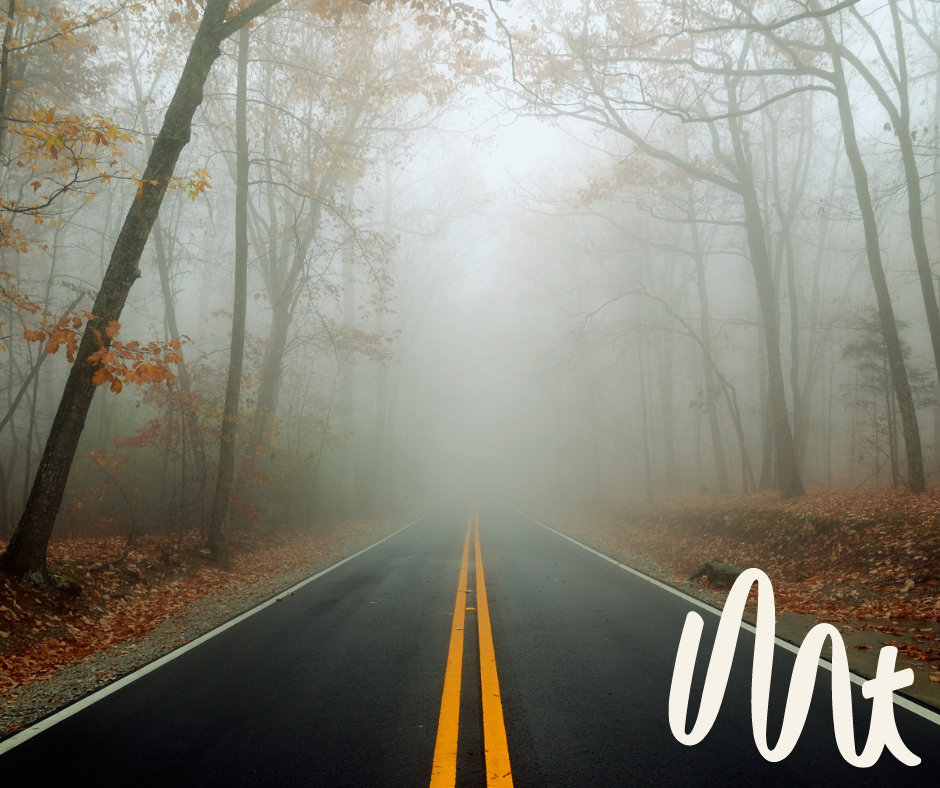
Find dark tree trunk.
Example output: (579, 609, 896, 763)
(0, 0, 269, 577)
(0, 0, 18, 160)
(828, 46, 925, 492)
(206, 26, 251, 569)
(726, 78, 803, 496)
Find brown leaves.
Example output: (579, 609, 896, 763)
(87, 324, 189, 394)
(9, 294, 186, 394)
(564, 488, 940, 628)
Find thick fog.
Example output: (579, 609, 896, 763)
(2, 0, 940, 554)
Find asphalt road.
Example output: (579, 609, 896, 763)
(1, 501, 937, 786)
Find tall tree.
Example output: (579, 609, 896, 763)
(738, 0, 928, 491)
(206, 25, 251, 569)
(831, 2, 940, 392)
(0, 0, 281, 578)
(512, 0, 806, 495)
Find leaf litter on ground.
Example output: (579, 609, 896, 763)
(557, 488, 940, 658)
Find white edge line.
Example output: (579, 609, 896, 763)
(0, 505, 439, 755)
(513, 505, 940, 727)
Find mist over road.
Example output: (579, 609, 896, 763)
(1, 502, 936, 786)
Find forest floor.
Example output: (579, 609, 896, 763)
(552, 487, 940, 710)
(0, 517, 404, 740)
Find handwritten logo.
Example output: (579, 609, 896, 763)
(669, 568, 919, 767)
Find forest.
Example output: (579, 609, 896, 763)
(2, 0, 940, 726)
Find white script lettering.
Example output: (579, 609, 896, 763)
(668, 568, 919, 767)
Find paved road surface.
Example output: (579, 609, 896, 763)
(1, 500, 936, 786)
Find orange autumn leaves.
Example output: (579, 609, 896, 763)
(24, 313, 182, 396)
(1, 110, 133, 254)
(3, 272, 184, 393)
(23, 314, 83, 361)
(87, 322, 184, 394)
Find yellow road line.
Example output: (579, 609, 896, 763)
(475, 512, 514, 787)
(429, 516, 472, 788)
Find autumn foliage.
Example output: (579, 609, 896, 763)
(2, 273, 185, 393)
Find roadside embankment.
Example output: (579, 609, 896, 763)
(549, 488, 940, 711)
(0, 518, 405, 739)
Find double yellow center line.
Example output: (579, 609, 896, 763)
(429, 510, 513, 788)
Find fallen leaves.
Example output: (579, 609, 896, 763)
(562, 487, 940, 631)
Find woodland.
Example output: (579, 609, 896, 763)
(1, 0, 940, 691)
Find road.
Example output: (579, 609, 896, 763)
(0, 501, 937, 786)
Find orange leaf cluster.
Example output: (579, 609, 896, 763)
(88, 326, 184, 393)
(2, 281, 187, 394)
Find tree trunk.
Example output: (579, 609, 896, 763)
(757, 325, 774, 490)
(242, 296, 291, 476)
(935, 35, 940, 480)
(799, 135, 842, 470)
(723, 104, 800, 494)
(206, 26, 251, 569)
(0, 0, 254, 576)
(692, 374, 703, 491)
(828, 46, 925, 492)
(371, 159, 394, 512)
(338, 185, 358, 519)
(769, 96, 812, 469)
(637, 336, 653, 502)
(654, 301, 680, 492)
(0, 0, 18, 160)
(720, 73, 803, 498)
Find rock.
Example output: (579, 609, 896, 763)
(51, 575, 83, 597)
(690, 560, 743, 589)
(21, 570, 82, 597)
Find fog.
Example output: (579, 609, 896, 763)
(2, 0, 940, 569)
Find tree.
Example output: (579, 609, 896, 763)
(726, 0, 928, 491)
(842, 308, 933, 488)
(0, 1, 131, 251)
(205, 25, 250, 569)
(0, 0, 281, 579)
(0, 0, 488, 576)
(829, 1, 940, 394)
(509, 0, 807, 495)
